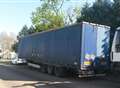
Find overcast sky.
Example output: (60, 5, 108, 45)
(0, 0, 95, 35)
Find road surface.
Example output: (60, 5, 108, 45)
(0, 63, 119, 88)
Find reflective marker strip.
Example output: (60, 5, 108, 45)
(84, 61, 92, 65)
(28, 63, 40, 68)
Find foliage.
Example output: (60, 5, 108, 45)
(31, 0, 67, 32)
(77, 0, 113, 26)
(18, 25, 35, 39)
(112, 0, 120, 28)
(0, 32, 15, 51)
(12, 42, 18, 52)
(0, 32, 16, 58)
(28, 25, 35, 34)
(18, 25, 29, 39)
(77, 0, 120, 48)
(77, 0, 120, 29)
(65, 6, 81, 25)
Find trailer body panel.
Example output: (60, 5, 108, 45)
(18, 22, 110, 75)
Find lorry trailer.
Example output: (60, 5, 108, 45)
(18, 22, 110, 77)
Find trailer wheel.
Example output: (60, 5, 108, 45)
(41, 65, 47, 73)
(54, 67, 65, 77)
(47, 65, 54, 75)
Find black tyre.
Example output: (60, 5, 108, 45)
(54, 67, 65, 77)
(47, 65, 54, 75)
(41, 65, 47, 73)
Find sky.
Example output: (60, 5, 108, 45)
(0, 0, 95, 35)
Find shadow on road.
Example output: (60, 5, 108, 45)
(0, 64, 120, 88)
(0, 64, 73, 88)
(12, 81, 72, 88)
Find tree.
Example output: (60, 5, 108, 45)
(112, 0, 120, 28)
(12, 42, 18, 53)
(15, 25, 35, 52)
(65, 7, 81, 25)
(18, 25, 29, 39)
(40, 0, 65, 15)
(77, 0, 119, 49)
(0, 32, 16, 59)
(28, 25, 35, 34)
(77, 0, 113, 26)
(18, 25, 35, 39)
(31, 0, 67, 32)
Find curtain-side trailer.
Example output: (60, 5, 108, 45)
(18, 22, 110, 77)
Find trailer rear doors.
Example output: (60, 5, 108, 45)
(81, 23, 97, 69)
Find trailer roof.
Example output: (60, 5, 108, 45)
(22, 21, 110, 39)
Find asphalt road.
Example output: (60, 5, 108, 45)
(0, 63, 120, 88)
